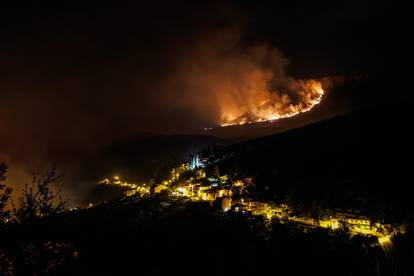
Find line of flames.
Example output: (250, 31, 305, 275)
(220, 80, 325, 127)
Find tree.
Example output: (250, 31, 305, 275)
(0, 163, 12, 224)
(13, 164, 65, 223)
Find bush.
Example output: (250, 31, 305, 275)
(12, 164, 65, 224)
(0, 163, 12, 224)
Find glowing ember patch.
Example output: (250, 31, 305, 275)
(220, 80, 325, 127)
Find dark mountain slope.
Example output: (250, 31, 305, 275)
(213, 103, 412, 220)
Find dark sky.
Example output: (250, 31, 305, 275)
(1, 0, 412, 200)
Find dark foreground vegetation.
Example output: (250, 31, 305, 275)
(2, 192, 414, 276)
(1, 157, 414, 276)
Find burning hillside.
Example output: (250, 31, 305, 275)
(181, 42, 328, 128)
(220, 79, 325, 127)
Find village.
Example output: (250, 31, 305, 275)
(99, 154, 396, 248)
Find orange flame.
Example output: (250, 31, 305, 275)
(220, 79, 325, 127)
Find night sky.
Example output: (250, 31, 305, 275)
(0, 1, 412, 200)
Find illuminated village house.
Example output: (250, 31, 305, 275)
(335, 213, 373, 231)
(150, 184, 168, 196)
(189, 154, 205, 170)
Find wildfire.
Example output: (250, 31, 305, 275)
(220, 79, 325, 127)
